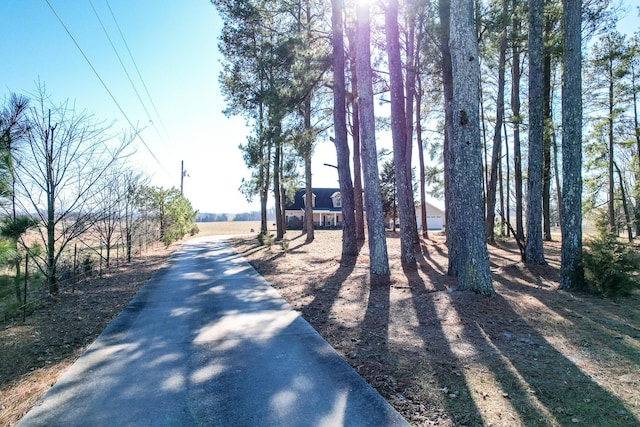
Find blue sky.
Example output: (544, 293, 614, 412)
(1, 1, 638, 214)
(0, 0, 342, 214)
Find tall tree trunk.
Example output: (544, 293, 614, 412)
(543, 10, 554, 241)
(404, 1, 420, 244)
(560, 0, 583, 290)
(259, 106, 271, 236)
(385, 0, 416, 264)
(480, 77, 489, 204)
(414, 11, 428, 239)
(439, 0, 459, 277)
(511, 0, 524, 243)
(280, 185, 286, 236)
(553, 127, 562, 227)
(485, 17, 507, 244)
(46, 117, 58, 294)
(355, 0, 390, 280)
(302, 1, 315, 243)
(526, 0, 546, 264)
(499, 145, 505, 236)
(503, 120, 510, 237)
(449, 0, 493, 294)
(632, 62, 640, 236)
(608, 62, 616, 233)
(614, 162, 633, 242)
(351, 86, 366, 242)
(273, 131, 284, 241)
(304, 96, 315, 243)
(347, 27, 366, 242)
(331, 0, 357, 256)
(543, 123, 552, 239)
(416, 70, 428, 238)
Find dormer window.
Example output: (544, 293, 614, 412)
(303, 193, 317, 208)
(331, 192, 342, 208)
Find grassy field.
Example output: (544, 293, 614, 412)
(196, 221, 265, 236)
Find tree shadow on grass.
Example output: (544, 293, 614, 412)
(298, 242, 365, 334)
(404, 265, 483, 426)
(399, 239, 639, 426)
(459, 282, 639, 426)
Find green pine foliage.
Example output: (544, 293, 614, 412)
(581, 217, 640, 297)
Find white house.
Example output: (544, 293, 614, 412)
(415, 202, 445, 230)
(286, 188, 445, 231)
(285, 188, 344, 229)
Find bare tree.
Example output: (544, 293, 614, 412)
(91, 171, 122, 269)
(91, 166, 147, 268)
(15, 87, 133, 294)
(121, 170, 149, 263)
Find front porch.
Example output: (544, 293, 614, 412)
(285, 210, 343, 229)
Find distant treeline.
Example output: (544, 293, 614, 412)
(197, 211, 264, 222)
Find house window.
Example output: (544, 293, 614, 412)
(331, 192, 341, 208)
(303, 193, 317, 208)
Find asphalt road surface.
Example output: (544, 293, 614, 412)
(18, 236, 408, 427)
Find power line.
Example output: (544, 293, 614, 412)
(104, 0, 170, 138)
(88, 0, 160, 140)
(42, 0, 169, 175)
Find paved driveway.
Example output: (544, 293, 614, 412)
(18, 236, 408, 427)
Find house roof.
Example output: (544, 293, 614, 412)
(286, 188, 342, 212)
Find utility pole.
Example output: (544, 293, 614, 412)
(180, 160, 188, 195)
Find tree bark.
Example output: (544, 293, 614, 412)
(511, 1, 524, 243)
(347, 25, 366, 242)
(349, 48, 366, 242)
(614, 161, 633, 242)
(608, 58, 616, 233)
(439, 0, 459, 277)
(304, 97, 315, 243)
(355, 0, 390, 280)
(331, 0, 357, 256)
(46, 116, 58, 294)
(385, 0, 416, 264)
(449, 0, 493, 295)
(273, 130, 284, 241)
(543, 9, 554, 240)
(553, 127, 562, 227)
(404, 1, 420, 244)
(560, 0, 583, 290)
(485, 16, 507, 244)
(416, 70, 428, 238)
(525, 0, 546, 264)
(632, 61, 640, 236)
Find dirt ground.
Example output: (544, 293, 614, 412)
(228, 230, 640, 427)
(0, 244, 174, 426)
(1, 229, 639, 426)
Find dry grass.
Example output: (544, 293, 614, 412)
(0, 242, 177, 426)
(0, 222, 264, 426)
(2, 224, 639, 426)
(229, 229, 640, 426)
(196, 220, 264, 236)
